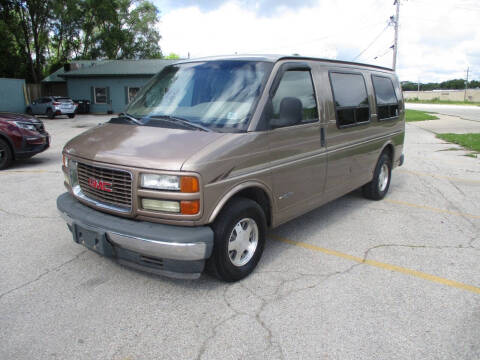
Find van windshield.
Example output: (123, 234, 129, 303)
(125, 60, 272, 132)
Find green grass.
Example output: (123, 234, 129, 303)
(436, 133, 480, 156)
(405, 109, 439, 122)
(406, 98, 480, 106)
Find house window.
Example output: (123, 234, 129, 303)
(372, 75, 399, 120)
(128, 87, 140, 103)
(329, 72, 370, 128)
(269, 70, 318, 128)
(94, 87, 107, 104)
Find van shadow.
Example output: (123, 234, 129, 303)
(113, 188, 374, 290)
(259, 188, 372, 269)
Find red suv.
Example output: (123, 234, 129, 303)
(0, 112, 50, 170)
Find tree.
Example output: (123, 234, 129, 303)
(50, 0, 83, 63)
(164, 52, 181, 59)
(469, 80, 480, 89)
(0, 4, 28, 79)
(439, 79, 465, 89)
(0, 0, 51, 82)
(82, 0, 162, 60)
(0, 0, 163, 82)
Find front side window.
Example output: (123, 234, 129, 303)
(126, 60, 273, 132)
(94, 87, 107, 104)
(329, 72, 370, 127)
(269, 70, 318, 128)
(372, 75, 398, 120)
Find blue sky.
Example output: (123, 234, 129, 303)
(152, 0, 480, 82)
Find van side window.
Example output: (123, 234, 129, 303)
(372, 75, 398, 120)
(270, 70, 318, 128)
(329, 72, 370, 128)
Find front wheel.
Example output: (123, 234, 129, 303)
(0, 138, 13, 170)
(26, 107, 33, 115)
(207, 198, 266, 282)
(68, 113, 75, 118)
(363, 152, 392, 200)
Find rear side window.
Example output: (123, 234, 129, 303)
(270, 70, 318, 128)
(329, 72, 370, 128)
(372, 75, 398, 120)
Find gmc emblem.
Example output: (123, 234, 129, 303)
(88, 177, 112, 192)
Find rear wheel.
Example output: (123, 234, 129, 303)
(46, 108, 54, 119)
(362, 152, 392, 200)
(207, 198, 266, 282)
(0, 138, 13, 170)
(26, 107, 33, 115)
(68, 113, 75, 118)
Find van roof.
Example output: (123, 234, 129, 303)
(175, 54, 394, 72)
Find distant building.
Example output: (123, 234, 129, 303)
(41, 59, 177, 113)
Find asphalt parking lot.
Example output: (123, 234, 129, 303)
(1, 114, 479, 360)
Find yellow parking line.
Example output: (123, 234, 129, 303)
(398, 169, 480, 184)
(385, 199, 480, 220)
(271, 235, 480, 295)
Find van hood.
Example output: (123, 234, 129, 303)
(64, 123, 226, 171)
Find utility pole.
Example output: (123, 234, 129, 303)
(392, 0, 400, 71)
(464, 67, 469, 101)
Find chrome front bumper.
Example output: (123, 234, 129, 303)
(57, 192, 214, 278)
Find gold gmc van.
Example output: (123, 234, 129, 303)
(57, 55, 405, 281)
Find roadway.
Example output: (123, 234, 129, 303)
(1, 115, 479, 359)
(406, 102, 480, 122)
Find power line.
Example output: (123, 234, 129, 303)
(373, 45, 394, 60)
(351, 23, 390, 61)
(259, 20, 387, 53)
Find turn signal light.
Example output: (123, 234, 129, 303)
(180, 200, 200, 215)
(62, 154, 68, 168)
(180, 176, 199, 193)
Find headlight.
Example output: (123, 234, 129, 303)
(141, 174, 199, 192)
(141, 174, 180, 191)
(14, 121, 37, 131)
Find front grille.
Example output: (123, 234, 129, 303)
(77, 162, 132, 210)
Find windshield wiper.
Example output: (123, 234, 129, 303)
(119, 112, 143, 126)
(148, 115, 212, 132)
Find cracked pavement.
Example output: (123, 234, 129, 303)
(1, 115, 479, 359)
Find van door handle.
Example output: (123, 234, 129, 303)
(320, 127, 326, 147)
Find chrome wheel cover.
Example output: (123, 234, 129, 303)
(228, 218, 259, 267)
(378, 163, 389, 192)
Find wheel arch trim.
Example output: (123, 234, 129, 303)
(380, 141, 395, 160)
(207, 181, 274, 225)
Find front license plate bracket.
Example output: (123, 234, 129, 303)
(73, 224, 115, 258)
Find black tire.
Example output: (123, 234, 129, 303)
(207, 197, 266, 282)
(26, 107, 33, 115)
(0, 138, 13, 170)
(46, 108, 54, 119)
(68, 113, 75, 118)
(362, 152, 392, 200)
